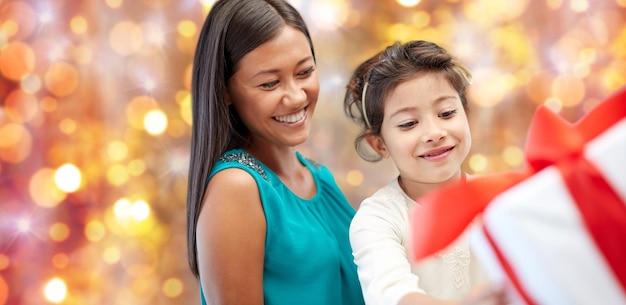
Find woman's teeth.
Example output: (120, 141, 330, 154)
(274, 108, 306, 123)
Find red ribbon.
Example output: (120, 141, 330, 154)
(409, 87, 626, 294)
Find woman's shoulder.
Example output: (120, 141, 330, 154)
(213, 148, 269, 181)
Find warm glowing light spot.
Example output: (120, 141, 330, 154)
(470, 69, 515, 108)
(131, 200, 151, 221)
(85, 220, 106, 242)
(0, 254, 9, 270)
(177, 20, 197, 38)
(200, 0, 217, 8)
(105, 0, 123, 8)
(502, 146, 524, 168)
(0, 123, 25, 148)
(51, 253, 69, 269)
(49, 222, 70, 242)
(109, 21, 143, 55)
(570, 0, 589, 12)
(107, 164, 129, 186)
(0, 275, 7, 305)
(55, 163, 82, 193)
(163, 278, 184, 298)
(43, 277, 67, 303)
(309, 0, 349, 30)
(468, 154, 488, 173)
(41, 97, 58, 112)
(143, 78, 156, 91)
(178, 91, 192, 125)
(0, 41, 35, 81)
(114, 198, 133, 219)
(128, 159, 146, 176)
(144, 110, 168, 135)
(144, 23, 165, 45)
(17, 218, 31, 232)
(59, 119, 77, 134)
(551, 75, 585, 107)
(108, 141, 128, 161)
(0, 122, 32, 163)
(544, 97, 563, 112)
(346, 170, 364, 187)
(70, 16, 88, 34)
(410, 11, 431, 28)
(103, 246, 121, 264)
(20, 73, 42, 94)
(0, 32, 7, 48)
(30, 168, 67, 207)
(4, 89, 39, 123)
(39, 11, 53, 24)
(546, 0, 563, 9)
(397, 0, 421, 7)
(1, 20, 19, 37)
(127, 95, 159, 129)
(44, 61, 79, 97)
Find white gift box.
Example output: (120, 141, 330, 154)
(472, 117, 626, 304)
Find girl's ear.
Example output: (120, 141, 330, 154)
(365, 134, 390, 159)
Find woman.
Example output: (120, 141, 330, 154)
(186, 1, 365, 304)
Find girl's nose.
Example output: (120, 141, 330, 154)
(420, 118, 447, 143)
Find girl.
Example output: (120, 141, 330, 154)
(344, 40, 507, 305)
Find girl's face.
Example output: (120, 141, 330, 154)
(227, 26, 319, 150)
(369, 72, 471, 188)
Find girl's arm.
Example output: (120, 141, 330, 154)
(350, 198, 424, 305)
(196, 168, 266, 305)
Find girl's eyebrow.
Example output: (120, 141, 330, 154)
(388, 95, 457, 119)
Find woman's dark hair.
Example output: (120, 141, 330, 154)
(187, 0, 315, 278)
(344, 40, 472, 162)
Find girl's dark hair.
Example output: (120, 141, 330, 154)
(187, 0, 315, 278)
(344, 40, 472, 162)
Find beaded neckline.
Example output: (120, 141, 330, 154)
(218, 150, 268, 181)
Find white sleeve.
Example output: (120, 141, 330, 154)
(350, 195, 425, 305)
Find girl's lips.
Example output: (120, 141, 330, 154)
(419, 146, 454, 161)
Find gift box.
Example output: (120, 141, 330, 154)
(409, 87, 626, 305)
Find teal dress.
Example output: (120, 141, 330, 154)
(200, 148, 365, 305)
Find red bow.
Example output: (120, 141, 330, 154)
(409, 86, 626, 283)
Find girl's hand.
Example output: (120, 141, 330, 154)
(459, 282, 509, 305)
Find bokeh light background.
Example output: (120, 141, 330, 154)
(0, 0, 624, 303)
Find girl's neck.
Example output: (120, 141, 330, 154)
(399, 171, 466, 202)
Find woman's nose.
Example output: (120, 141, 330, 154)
(283, 81, 307, 107)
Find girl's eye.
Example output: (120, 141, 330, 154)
(398, 121, 417, 129)
(298, 66, 315, 77)
(440, 109, 457, 118)
(260, 80, 279, 89)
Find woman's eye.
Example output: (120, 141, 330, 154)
(440, 109, 457, 118)
(260, 80, 279, 89)
(298, 67, 315, 76)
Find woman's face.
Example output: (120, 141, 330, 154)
(227, 26, 319, 149)
(371, 72, 471, 185)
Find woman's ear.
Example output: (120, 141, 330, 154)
(225, 91, 232, 106)
(365, 134, 390, 159)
